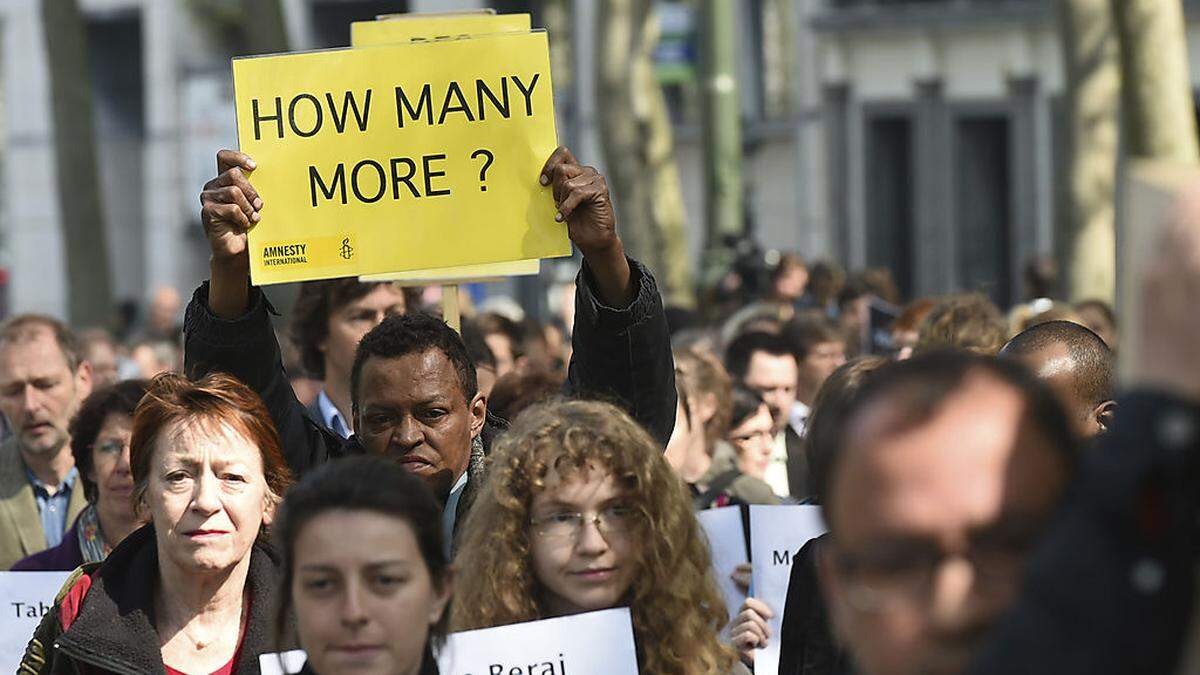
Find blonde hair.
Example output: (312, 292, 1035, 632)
(452, 399, 736, 674)
(916, 293, 1007, 356)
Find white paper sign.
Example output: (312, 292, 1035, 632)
(0, 571, 72, 673)
(697, 506, 749, 623)
(261, 608, 639, 675)
(749, 505, 826, 675)
(260, 650, 307, 675)
(440, 607, 638, 675)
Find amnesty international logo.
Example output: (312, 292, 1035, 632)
(261, 242, 308, 267)
(254, 235, 357, 281)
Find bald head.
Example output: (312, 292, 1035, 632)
(1000, 321, 1115, 438)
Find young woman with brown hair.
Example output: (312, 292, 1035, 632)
(452, 399, 744, 674)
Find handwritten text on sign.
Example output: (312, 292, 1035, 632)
(232, 31, 571, 285)
(0, 571, 71, 673)
(260, 608, 638, 675)
(750, 505, 826, 675)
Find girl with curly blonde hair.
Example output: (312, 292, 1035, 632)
(452, 399, 744, 674)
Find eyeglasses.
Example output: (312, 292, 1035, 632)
(834, 524, 1041, 613)
(529, 504, 638, 541)
(92, 439, 130, 455)
(730, 429, 774, 445)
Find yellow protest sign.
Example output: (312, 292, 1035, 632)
(232, 31, 570, 285)
(352, 13, 531, 46)
(360, 258, 540, 285)
(352, 13, 543, 283)
(375, 9, 496, 20)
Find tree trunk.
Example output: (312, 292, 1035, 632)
(41, 0, 113, 327)
(242, 0, 290, 54)
(542, 0, 573, 95)
(1060, 0, 1120, 303)
(597, 0, 662, 277)
(761, 0, 796, 118)
(1110, 0, 1198, 162)
(632, 6, 694, 307)
(699, 0, 743, 276)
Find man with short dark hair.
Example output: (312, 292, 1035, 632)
(77, 328, 120, 390)
(185, 146, 675, 543)
(783, 318, 848, 425)
(475, 312, 524, 378)
(999, 320, 1115, 439)
(290, 278, 408, 438)
(0, 315, 92, 569)
(726, 331, 807, 498)
(820, 352, 1077, 675)
(459, 319, 499, 399)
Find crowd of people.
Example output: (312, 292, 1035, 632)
(4, 144, 1200, 675)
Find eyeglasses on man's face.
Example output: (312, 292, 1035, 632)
(833, 521, 1042, 613)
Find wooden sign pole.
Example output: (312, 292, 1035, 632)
(442, 284, 462, 333)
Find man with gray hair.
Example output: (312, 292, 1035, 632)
(0, 315, 92, 568)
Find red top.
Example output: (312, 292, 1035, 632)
(165, 652, 238, 675)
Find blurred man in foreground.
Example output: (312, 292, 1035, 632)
(820, 352, 1077, 675)
(969, 187, 1200, 675)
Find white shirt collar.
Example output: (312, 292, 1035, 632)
(316, 390, 352, 439)
(790, 400, 811, 437)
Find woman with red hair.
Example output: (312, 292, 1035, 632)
(22, 372, 294, 674)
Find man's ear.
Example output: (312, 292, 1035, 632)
(1094, 400, 1118, 433)
(696, 392, 719, 428)
(74, 360, 94, 400)
(469, 392, 487, 438)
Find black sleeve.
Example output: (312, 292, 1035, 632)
(778, 534, 851, 675)
(564, 257, 677, 448)
(183, 282, 343, 476)
(777, 539, 812, 675)
(969, 392, 1200, 675)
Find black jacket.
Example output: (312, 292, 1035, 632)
(785, 425, 810, 501)
(969, 392, 1200, 675)
(20, 523, 290, 675)
(777, 534, 855, 675)
(183, 258, 676, 527)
